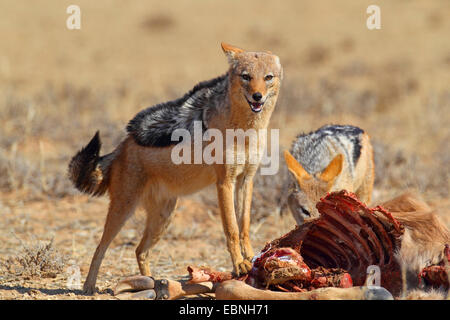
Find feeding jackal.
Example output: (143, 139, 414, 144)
(68, 43, 283, 294)
(282, 125, 374, 225)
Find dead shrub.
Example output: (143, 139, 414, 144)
(2, 238, 66, 279)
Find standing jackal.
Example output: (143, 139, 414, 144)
(281, 125, 374, 225)
(68, 43, 283, 294)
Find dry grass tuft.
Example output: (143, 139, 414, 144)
(2, 237, 66, 279)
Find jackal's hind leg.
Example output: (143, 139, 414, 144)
(84, 194, 139, 295)
(136, 197, 178, 276)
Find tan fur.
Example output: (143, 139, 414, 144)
(402, 289, 448, 300)
(285, 133, 375, 219)
(381, 191, 431, 213)
(81, 43, 282, 294)
(380, 192, 450, 282)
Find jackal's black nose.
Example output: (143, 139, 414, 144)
(252, 92, 263, 101)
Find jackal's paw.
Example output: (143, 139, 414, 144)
(236, 259, 253, 275)
(244, 255, 254, 264)
(82, 283, 96, 295)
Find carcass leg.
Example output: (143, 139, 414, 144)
(215, 280, 393, 300)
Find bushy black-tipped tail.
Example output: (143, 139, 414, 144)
(68, 131, 114, 197)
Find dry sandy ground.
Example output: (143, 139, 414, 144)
(0, 0, 449, 299)
(0, 191, 449, 300)
(0, 192, 299, 299)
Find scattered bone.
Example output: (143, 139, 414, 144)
(187, 265, 234, 283)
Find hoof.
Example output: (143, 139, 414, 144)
(114, 275, 155, 296)
(114, 276, 170, 300)
(364, 286, 394, 300)
(116, 289, 157, 300)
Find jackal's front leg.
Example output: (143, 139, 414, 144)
(235, 174, 255, 262)
(216, 178, 252, 275)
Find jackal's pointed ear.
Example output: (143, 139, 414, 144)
(284, 150, 311, 182)
(320, 154, 343, 183)
(221, 42, 244, 63)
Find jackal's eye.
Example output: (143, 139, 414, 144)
(241, 74, 251, 81)
(264, 74, 274, 81)
(299, 206, 310, 217)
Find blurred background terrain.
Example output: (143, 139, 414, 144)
(0, 0, 449, 299)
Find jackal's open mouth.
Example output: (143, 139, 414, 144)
(246, 97, 265, 113)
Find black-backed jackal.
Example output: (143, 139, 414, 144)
(282, 125, 375, 225)
(68, 43, 283, 294)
